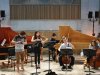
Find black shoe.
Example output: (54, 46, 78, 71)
(62, 66, 66, 69)
(68, 66, 73, 69)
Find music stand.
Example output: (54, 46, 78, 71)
(31, 42, 41, 75)
(43, 41, 57, 75)
(83, 49, 96, 75)
(31, 60, 41, 75)
(60, 49, 73, 56)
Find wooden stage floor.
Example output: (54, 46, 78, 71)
(0, 55, 100, 75)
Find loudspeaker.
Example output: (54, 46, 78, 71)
(88, 11, 93, 18)
(0, 10, 5, 17)
(95, 11, 99, 18)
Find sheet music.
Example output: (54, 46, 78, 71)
(66, 47, 72, 49)
(1, 39, 6, 46)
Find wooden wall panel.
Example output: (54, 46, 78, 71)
(10, 5, 81, 20)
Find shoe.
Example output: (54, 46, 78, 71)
(68, 66, 73, 69)
(21, 67, 24, 71)
(92, 67, 98, 70)
(62, 66, 66, 69)
(37, 64, 40, 69)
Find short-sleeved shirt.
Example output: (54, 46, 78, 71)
(58, 42, 73, 51)
(13, 35, 26, 52)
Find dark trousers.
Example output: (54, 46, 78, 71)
(34, 48, 41, 65)
(59, 55, 75, 67)
(49, 47, 56, 61)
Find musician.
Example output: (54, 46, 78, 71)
(12, 31, 27, 72)
(95, 39, 100, 48)
(31, 31, 48, 69)
(58, 37, 75, 70)
(87, 40, 98, 65)
(49, 33, 58, 61)
(89, 40, 98, 50)
(97, 33, 100, 38)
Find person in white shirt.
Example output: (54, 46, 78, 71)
(58, 37, 75, 70)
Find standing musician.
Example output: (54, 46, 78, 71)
(12, 31, 27, 72)
(58, 36, 75, 70)
(31, 31, 48, 69)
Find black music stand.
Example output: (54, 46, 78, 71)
(60, 49, 73, 56)
(31, 42, 41, 75)
(83, 49, 96, 75)
(31, 56, 41, 75)
(60, 49, 73, 70)
(43, 41, 57, 75)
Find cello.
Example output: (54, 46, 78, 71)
(89, 48, 100, 69)
(89, 39, 100, 69)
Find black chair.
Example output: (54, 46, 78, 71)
(8, 48, 16, 71)
(27, 44, 35, 67)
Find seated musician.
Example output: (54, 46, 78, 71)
(86, 40, 98, 66)
(58, 36, 75, 70)
(49, 33, 59, 61)
(95, 39, 100, 48)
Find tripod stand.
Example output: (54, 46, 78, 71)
(83, 49, 96, 75)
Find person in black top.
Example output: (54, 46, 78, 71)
(31, 31, 43, 69)
(49, 33, 59, 61)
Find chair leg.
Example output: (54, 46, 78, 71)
(14, 60, 15, 71)
(8, 59, 10, 68)
(31, 57, 32, 67)
(11, 60, 13, 67)
(66, 64, 67, 70)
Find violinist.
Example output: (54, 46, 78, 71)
(58, 37, 75, 70)
(31, 31, 48, 69)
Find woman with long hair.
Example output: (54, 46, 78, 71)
(31, 31, 48, 69)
